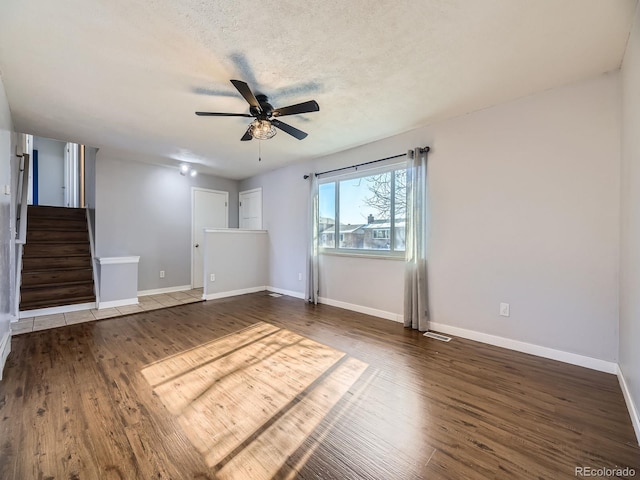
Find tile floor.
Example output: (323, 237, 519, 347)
(12, 288, 204, 335)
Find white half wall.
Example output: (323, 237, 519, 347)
(619, 3, 640, 442)
(97, 256, 140, 308)
(95, 154, 239, 291)
(240, 72, 621, 364)
(203, 229, 268, 299)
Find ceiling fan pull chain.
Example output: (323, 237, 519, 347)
(258, 139, 262, 162)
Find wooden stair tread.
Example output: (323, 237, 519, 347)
(27, 231, 89, 243)
(20, 283, 95, 304)
(27, 223, 88, 232)
(22, 257, 92, 270)
(20, 281, 94, 293)
(27, 205, 86, 216)
(22, 265, 93, 273)
(27, 217, 87, 225)
(23, 243, 91, 258)
(20, 295, 96, 311)
(26, 240, 90, 245)
(22, 268, 93, 277)
(21, 279, 95, 290)
(23, 253, 92, 258)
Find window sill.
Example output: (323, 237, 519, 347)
(319, 250, 405, 261)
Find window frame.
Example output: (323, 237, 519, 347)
(318, 163, 406, 258)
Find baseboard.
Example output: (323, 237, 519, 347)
(310, 299, 616, 374)
(138, 285, 192, 297)
(318, 297, 403, 323)
(205, 286, 267, 301)
(98, 298, 139, 310)
(0, 328, 11, 381)
(266, 286, 305, 300)
(617, 365, 640, 445)
(20, 302, 96, 319)
(428, 322, 617, 374)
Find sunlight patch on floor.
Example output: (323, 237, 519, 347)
(141, 321, 368, 478)
(217, 357, 368, 480)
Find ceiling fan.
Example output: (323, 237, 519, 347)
(195, 80, 319, 141)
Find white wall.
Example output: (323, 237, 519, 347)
(241, 160, 310, 295)
(0, 74, 14, 378)
(32, 136, 65, 206)
(95, 154, 240, 291)
(619, 4, 640, 439)
(318, 255, 404, 320)
(241, 72, 621, 363)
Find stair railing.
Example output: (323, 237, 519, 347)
(15, 153, 29, 244)
(13, 152, 29, 317)
(85, 208, 100, 305)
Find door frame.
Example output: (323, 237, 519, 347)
(239, 187, 263, 230)
(191, 187, 229, 288)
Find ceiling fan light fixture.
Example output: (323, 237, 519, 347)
(250, 119, 277, 140)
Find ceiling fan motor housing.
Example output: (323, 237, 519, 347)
(253, 94, 273, 118)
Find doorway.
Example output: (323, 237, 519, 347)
(192, 188, 228, 288)
(239, 188, 263, 230)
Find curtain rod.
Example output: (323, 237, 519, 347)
(303, 146, 429, 179)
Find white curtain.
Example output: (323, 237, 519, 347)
(404, 147, 429, 331)
(307, 174, 319, 304)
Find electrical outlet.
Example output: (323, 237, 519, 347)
(159, 270, 165, 278)
(298, 273, 302, 281)
(210, 273, 215, 282)
(500, 302, 510, 317)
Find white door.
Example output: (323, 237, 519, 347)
(239, 188, 263, 230)
(64, 143, 80, 207)
(192, 188, 228, 288)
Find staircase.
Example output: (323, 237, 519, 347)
(20, 205, 96, 311)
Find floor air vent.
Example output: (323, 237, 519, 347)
(268, 293, 283, 298)
(424, 331, 452, 342)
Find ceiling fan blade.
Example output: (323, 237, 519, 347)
(272, 100, 319, 117)
(230, 80, 261, 110)
(271, 119, 308, 140)
(195, 111, 253, 117)
(241, 127, 253, 141)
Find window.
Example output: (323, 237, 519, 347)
(373, 229, 389, 239)
(318, 164, 406, 255)
(318, 183, 336, 248)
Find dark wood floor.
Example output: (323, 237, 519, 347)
(1, 293, 638, 479)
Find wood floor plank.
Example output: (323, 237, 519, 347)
(0, 292, 638, 479)
(216, 357, 368, 480)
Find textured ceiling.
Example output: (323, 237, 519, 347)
(0, 0, 636, 179)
